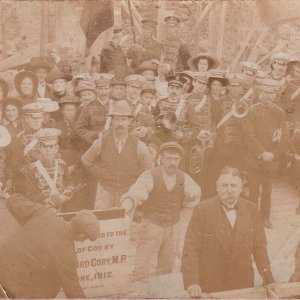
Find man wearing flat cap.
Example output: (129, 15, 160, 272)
(269, 52, 289, 82)
(82, 100, 153, 209)
(121, 141, 200, 281)
(127, 19, 162, 71)
(244, 78, 289, 229)
(161, 13, 191, 72)
(0, 194, 99, 298)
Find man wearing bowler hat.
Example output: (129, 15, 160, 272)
(0, 194, 99, 298)
(127, 19, 162, 71)
(81, 100, 153, 209)
(121, 141, 200, 281)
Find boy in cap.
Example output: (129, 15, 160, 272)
(76, 73, 114, 146)
(127, 19, 162, 71)
(244, 79, 289, 229)
(269, 52, 289, 82)
(125, 74, 146, 110)
(81, 100, 153, 209)
(21, 128, 73, 208)
(74, 80, 97, 106)
(121, 141, 200, 281)
(161, 13, 191, 72)
(0, 196, 99, 298)
(110, 76, 127, 101)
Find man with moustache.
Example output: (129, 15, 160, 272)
(244, 79, 288, 229)
(81, 100, 153, 209)
(182, 166, 278, 298)
(121, 142, 200, 281)
(76, 74, 114, 147)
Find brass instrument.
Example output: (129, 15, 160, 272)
(190, 130, 212, 174)
(217, 88, 254, 128)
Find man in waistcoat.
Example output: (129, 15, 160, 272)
(81, 100, 153, 209)
(121, 142, 200, 281)
(181, 166, 278, 298)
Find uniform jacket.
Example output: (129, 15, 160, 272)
(0, 206, 85, 298)
(181, 196, 274, 293)
(244, 103, 288, 171)
(127, 37, 162, 70)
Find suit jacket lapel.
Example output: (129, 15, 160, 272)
(230, 199, 251, 263)
(208, 197, 234, 258)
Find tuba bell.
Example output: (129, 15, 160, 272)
(231, 100, 249, 118)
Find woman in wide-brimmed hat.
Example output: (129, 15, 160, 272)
(25, 56, 55, 98)
(14, 70, 38, 105)
(188, 52, 219, 72)
(1, 97, 23, 138)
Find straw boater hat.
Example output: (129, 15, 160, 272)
(36, 98, 59, 113)
(188, 52, 220, 71)
(0, 125, 11, 148)
(108, 100, 133, 117)
(14, 71, 38, 94)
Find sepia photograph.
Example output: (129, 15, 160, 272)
(1, 0, 300, 298)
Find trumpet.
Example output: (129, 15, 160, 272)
(217, 87, 254, 129)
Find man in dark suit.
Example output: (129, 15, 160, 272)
(244, 78, 288, 229)
(181, 166, 278, 298)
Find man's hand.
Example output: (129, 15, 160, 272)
(265, 282, 279, 299)
(187, 284, 202, 298)
(294, 153, 300, 161)
(120, 196, 134, 213)
(261, 152, 274, 162)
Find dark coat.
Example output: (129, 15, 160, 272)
(243, 103, 288, 171)
(0, 206, 85, 298)
(181, 196, 274, 293)
(100, 41, 128, 75)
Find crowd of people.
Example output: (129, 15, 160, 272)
(1, 11, 300, 298)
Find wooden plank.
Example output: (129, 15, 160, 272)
(58, 209, 125, 221)
(156, 0, 164, 43)
(247, 26, 269, 62)
(229, 18, 259, 72)
(186, 2, 213, 44)
(121, 0, 143, 36)
(215, 1, 227, 62)
(211, 282, 300, 299)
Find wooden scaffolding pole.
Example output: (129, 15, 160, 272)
(40, 0, 49, 56)
(216, 1, 227, 62)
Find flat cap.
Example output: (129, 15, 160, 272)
(74, 81, 96, 96)
(70, 210, 100, 241)
(33, 128, 61, 146)
(124, 74, 146, 88)
(22, 102, 45, 117)
(241, 61, 261, 75)
(110, 76, 126, 86)
(141, 19, 158, 27)
(159, 141, 184, 156)
(36, 98, 59, 113)
(271, 52, 290, 64)
(166, 75, 187, 87)
(59, 95, 81, 106)
(164, 13, 181, 26)
(94, 73, 114, 86)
